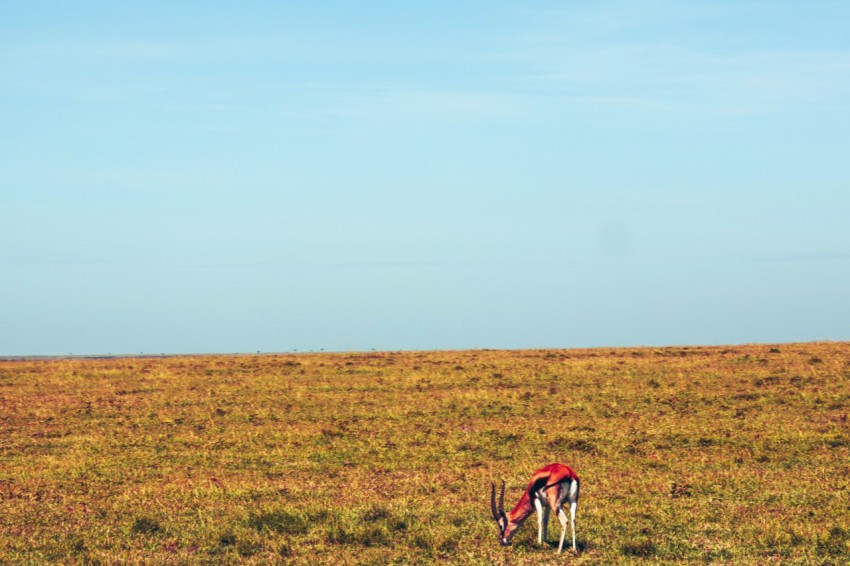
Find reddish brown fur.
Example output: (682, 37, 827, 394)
(503, 463, 579, 540)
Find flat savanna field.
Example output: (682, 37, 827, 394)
(1, 342, 849, 564)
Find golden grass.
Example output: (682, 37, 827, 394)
(1, 342, 848, 564)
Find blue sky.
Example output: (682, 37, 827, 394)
(2, 1, 849, 355)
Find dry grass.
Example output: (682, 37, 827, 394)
(1, 342, 849, 564)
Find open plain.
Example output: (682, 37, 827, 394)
(1, 342, 848, 564)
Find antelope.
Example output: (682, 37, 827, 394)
(490, 462, 580, 554)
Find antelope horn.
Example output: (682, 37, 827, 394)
(499, 481, 505, 513)
(490, 483, 500, 520)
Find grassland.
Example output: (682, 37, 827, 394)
(1, 342, 849, 564)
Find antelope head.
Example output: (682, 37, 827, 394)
(490, 482, 511, 545)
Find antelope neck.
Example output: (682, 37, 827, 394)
(507, 491, 536, 525)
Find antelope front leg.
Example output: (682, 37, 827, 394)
(533, 498, 549, 544)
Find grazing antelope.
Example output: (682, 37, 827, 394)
(490, 462, 580, 554)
